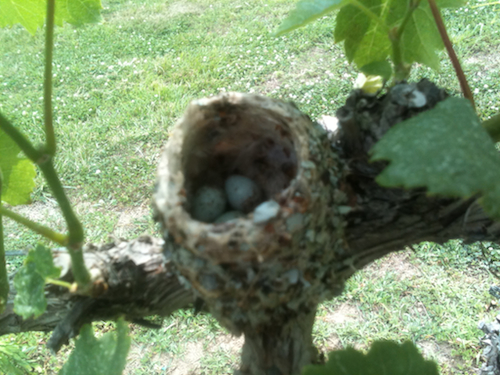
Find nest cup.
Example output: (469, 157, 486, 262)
(154, 93, 346, 333)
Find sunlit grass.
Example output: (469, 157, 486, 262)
(0, 0, 499, 373)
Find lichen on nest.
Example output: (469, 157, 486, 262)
(154, 93, 348, 333)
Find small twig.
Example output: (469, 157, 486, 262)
(38, 0, 91, 289)
(38, 161, 89, 286)
(428, 0, 475, 110)
(0, 206, 68, 246)
(0, 113, 42, 162)
(471, 1, 500, 8)
(46, 277, 73, 289)
(44, 0, 56, 156)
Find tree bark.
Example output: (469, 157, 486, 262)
(238, 308, 319, 375)
(0, 236, 195, 352)
(1, 83, 499, 373)
(1, 193, 496, 352)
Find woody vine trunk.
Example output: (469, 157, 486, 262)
(152, 81, 499, 374)
(1, 82, 499, 374)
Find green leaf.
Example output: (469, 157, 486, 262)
(13, 262, 46, 319)
(335, 0, 466, 71)
(275, 0, 347, 35)
(0, 0, 45, 34)
(334, 0, 380, 62)
(482, 113, 500, 142)
(371, 97, 500, 220)
(335, 0, 390, 67)
(0, 129, 36, 206)
(303, 341, 439, 375)
(359, 60, 393, 81)
(59, 319, 131, 375)
(276, 0, 467, 69)
(334, 0, 400, 69)
(26, 243, 61, 279)
(0, 0, 102, 35)
(55, 0, 102, 27)
(436, 0, 467, 8)
(400, 3, 443, 71)
(13, 244, 60, 319)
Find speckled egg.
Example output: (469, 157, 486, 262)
(192, 186, 227, 223)
(225, 175, 262, 213)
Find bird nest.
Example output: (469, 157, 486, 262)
(154, 93, 347, 333)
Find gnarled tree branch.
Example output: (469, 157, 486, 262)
(0, 83, 499, 373)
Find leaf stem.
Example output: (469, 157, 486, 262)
(38, 161, 90, 286)
(0, 115, 89, 286)
(44, 0, 56, 156)
(0, 174, 8, 313)
(427, 0, 475, 109)
(0, 206, 68, 246)
(46, 277, 73, 289)
(0, 0, 91, 291)
(41, 0, 91, 289)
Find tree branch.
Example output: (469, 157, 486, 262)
(0, 236, 194, 352)
(0, 85, 498, 367)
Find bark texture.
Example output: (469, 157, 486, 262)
(0, 236, 194, 352)
(336, 80, 500, 278)
(238, 308, 318, 375)
(1, 82, 499, 374)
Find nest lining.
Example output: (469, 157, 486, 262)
(181, 100, 299, 223)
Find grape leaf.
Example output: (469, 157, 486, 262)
(0, 129, 36, 206)
(0, 0, 102, 35)
(399, 2, 443, 70)
(13, 244, 60, 319)
(371, 97, 500, 220)
(359, 61, 393, 82)
(348, 0, 466, 69)
(55, 0, 102, 27)
(482, 113, 500, 142)
(335, 0, 392, 68)
(277, 0, 466, 72)
(303, 341, 438, 375)
(59, 319, 131, 375)
(274, 0, 347, 35)
(334, 0, 382, 62)
(13, 263, 46, 319)
(26, 243, 61, 279)
(0, 0, 45, 34)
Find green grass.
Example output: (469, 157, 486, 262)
(1, 0, 500, 374)
(316, 245, 496, 373)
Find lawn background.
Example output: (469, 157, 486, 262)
(1, 0, 500, 373)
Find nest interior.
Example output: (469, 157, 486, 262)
(181, 101, 299, 218)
